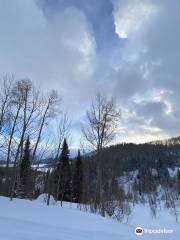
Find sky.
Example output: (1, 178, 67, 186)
(0, 0, 180, 147)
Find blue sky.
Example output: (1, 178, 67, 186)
(0, 0, 180, 147)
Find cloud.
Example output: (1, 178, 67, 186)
(112, 0, 158, 39)
(0, 0, 180, 145)
(0, 0, 96, 106)
(37, 0, 119, 51)
(110, 0, 180, 139)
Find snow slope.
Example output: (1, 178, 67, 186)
(0, 196, 179, 240)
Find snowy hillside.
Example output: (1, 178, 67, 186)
(0, 196, 179, 240)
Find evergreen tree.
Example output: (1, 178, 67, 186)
(73, 150, 83, 203)
(177, 169, 180, 193)
(19, 137, 32, 198)
(177, 169, 180, 181)
(55, 138, 71, 205)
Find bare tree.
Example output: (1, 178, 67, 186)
(54, 112, 71, 161)
(9, 79, 40, 198)
(0, 75, 13, 133)
(5, 80, 24, 186)
(46, 113, 71, 204)
(0, 77, 63, 199)
(82, 93, 120, 152)
(32, 90, 60, 161)
(13, 80, 40, 164)
(37, 113, 71, 206)
(82, 93, 120, 216)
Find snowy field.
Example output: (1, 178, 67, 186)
(0, 196, 179, 240)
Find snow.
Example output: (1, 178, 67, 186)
(167, 167, 180, 178)
(32, 164, 51, 172)
(0, 196, 179, 240)
(151, 168, 158, 177)
(128, 204, 180, 238)
(117, 170, 138, 194)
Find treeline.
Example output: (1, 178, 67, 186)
(0, 77, 128, 219)
(0, 76, 179, 221)
(82, 141, 180, 219)
(0, 76, 70, 198)
(12, 136, 83, 205)
(93, 142, 180, 175)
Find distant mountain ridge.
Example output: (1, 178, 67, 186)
(149, 136, 180, 146)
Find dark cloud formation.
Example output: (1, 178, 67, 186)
(37, 0, 119, 51)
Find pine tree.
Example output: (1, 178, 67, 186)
(177, 170, 180, 180)
(55, 138, 71, 205)
(73, 150, 83, 203)
(177, 169, 180, 193)
(19, 137, 32, 198)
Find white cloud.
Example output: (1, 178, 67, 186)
(109, 0, 180, 141)
(113, 0, 158, 39)
(0, 0, 97, 145)
(0, 0, 96, 92)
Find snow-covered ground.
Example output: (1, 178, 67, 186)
(0, 196, 179, 240)
(168, 167, 180, 178)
